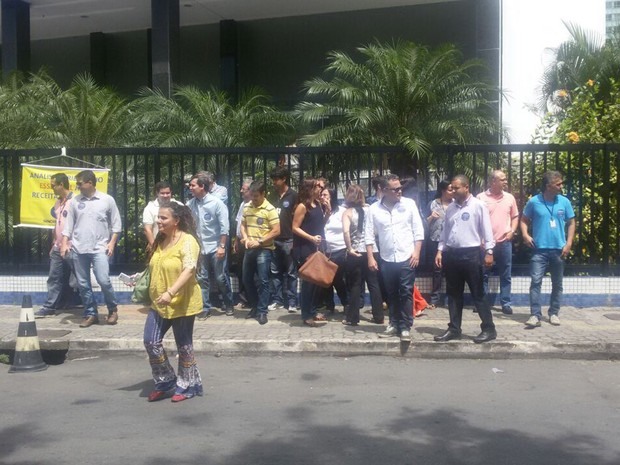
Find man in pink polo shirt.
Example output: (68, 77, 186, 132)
(35, 173, 80, 317)
(477, 170, 519, 314)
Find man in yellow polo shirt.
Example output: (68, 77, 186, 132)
(240, 180, 280, 324)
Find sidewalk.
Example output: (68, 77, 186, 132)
(1, 304, 620, 360)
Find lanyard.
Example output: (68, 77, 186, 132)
(541, 194, 556, 217)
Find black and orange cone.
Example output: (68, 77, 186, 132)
(9, 295, 48, 373)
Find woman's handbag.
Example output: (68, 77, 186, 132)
(131, 268, 151, 305)
(298, 251, 338, 288)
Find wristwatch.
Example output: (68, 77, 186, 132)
(258, 238, 264, 245)
(486, 249, 493, 255)
(218, 243, 226, 249)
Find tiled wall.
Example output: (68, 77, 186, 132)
(1, 275, 619, 308)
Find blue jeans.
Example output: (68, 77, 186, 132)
(42, 249, 76, 310)
(243, 248, 272, 315)
(270, 239, 298, 309)
(197, 252, 234, 311)
(482, 240, 513, 308)
(529, 249, 564, 319)
(380, 259, 415, 332)
(72, 251, 118, 318)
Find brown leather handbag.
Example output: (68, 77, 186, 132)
(298, 251, 338, 288)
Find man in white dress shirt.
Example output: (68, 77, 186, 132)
(365, 174, 424, 342)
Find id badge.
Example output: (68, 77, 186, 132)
(550, 219, 556, 229)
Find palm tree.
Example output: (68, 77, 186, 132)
(0, 71, 52, 149)
(36, 74, 134, 148)
(296, 40, 499, 176)
(131, 85, 296, 148)
(538, 22, 606, 113)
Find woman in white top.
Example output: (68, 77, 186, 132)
(342, 184, 384, 325)
(320, 188, 349, 314)
(426, 180, 454, 307)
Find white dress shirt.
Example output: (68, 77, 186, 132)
(364, 197, 424, 262)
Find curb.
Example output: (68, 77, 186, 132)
(2, 337, 619, 361)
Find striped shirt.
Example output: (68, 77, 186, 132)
(242, 199, 280, 250)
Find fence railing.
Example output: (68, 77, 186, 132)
(1, 144, 619, 275)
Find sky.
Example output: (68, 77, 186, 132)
(502, 0, 606, 143)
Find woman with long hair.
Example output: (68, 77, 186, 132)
(292, 178, 327, 327)
(426, 180, 454, 307)
(320, 187, 348, 315)
(143, 202, 204, 402)
(342, 184, 384, 325)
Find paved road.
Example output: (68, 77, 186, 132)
(2, 355, 620, 465)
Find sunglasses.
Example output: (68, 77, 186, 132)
(387, 187, 403, 192)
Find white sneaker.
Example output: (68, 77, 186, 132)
(400, 330, 411, 342)
(549, 314, 561, 326)
(267, 303, 285, 311)
(525, 315, 541, 327)
(378, 325, 398, 338)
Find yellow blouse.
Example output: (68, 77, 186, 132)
(148, 233, 202, 319)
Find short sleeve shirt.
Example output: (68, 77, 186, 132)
(242, 199, 280, 250)
(523, 194, 575, 249)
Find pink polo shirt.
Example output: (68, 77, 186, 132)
(52, 193, 73, 250)
(476, 190, 519, 243)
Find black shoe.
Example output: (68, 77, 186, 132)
(502, 306, 513, 315)
(245, 309, 257, 319)
(257, 313, 268, 325)
(473, 330, 497, 343)
(434, 330, 461, 342)
(224, 307, 234, 316)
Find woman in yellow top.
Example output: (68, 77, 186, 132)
(144, 202, 203, 403)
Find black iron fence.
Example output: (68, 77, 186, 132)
(1, 144, 619, 275)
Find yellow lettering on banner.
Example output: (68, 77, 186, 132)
(19, 165, 110, 229)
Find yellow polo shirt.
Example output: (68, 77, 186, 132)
(242, 199, 280, 250)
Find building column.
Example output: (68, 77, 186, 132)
(1, 0, 30, 77)
(150, 0, 179, 97)
(475, 0, 502, 141)
(220, 19, 239, 103)
(90, 32, 106, 85)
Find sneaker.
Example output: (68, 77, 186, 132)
(34, 308, 56, 318)
(400, 330, 411, 342)
(268, 302, 285, 311)
(525, 315, 541, 327)
(288, 307, 299, 314)
(197, 310, 211, 321)
(549, 314, 561, 326)
(378, 325, 398, 338)
(224, 307, 234, 316)
(502, 306, 513, 315)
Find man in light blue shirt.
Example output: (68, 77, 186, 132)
(61, 170, 122, 328)
(365, 174, 424, 342)
(521, 171, 575, 327)
(434, 174, 496, 343)
(188, 172, 234, 319)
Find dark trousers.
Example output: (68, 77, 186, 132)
(345, 252, 383, 324)
(443, 247, 495, 333)
(428, 241, 444, 305)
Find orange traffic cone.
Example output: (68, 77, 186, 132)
(9, 295, 47, 373)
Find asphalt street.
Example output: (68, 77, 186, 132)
(2, 355, 620, 465)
